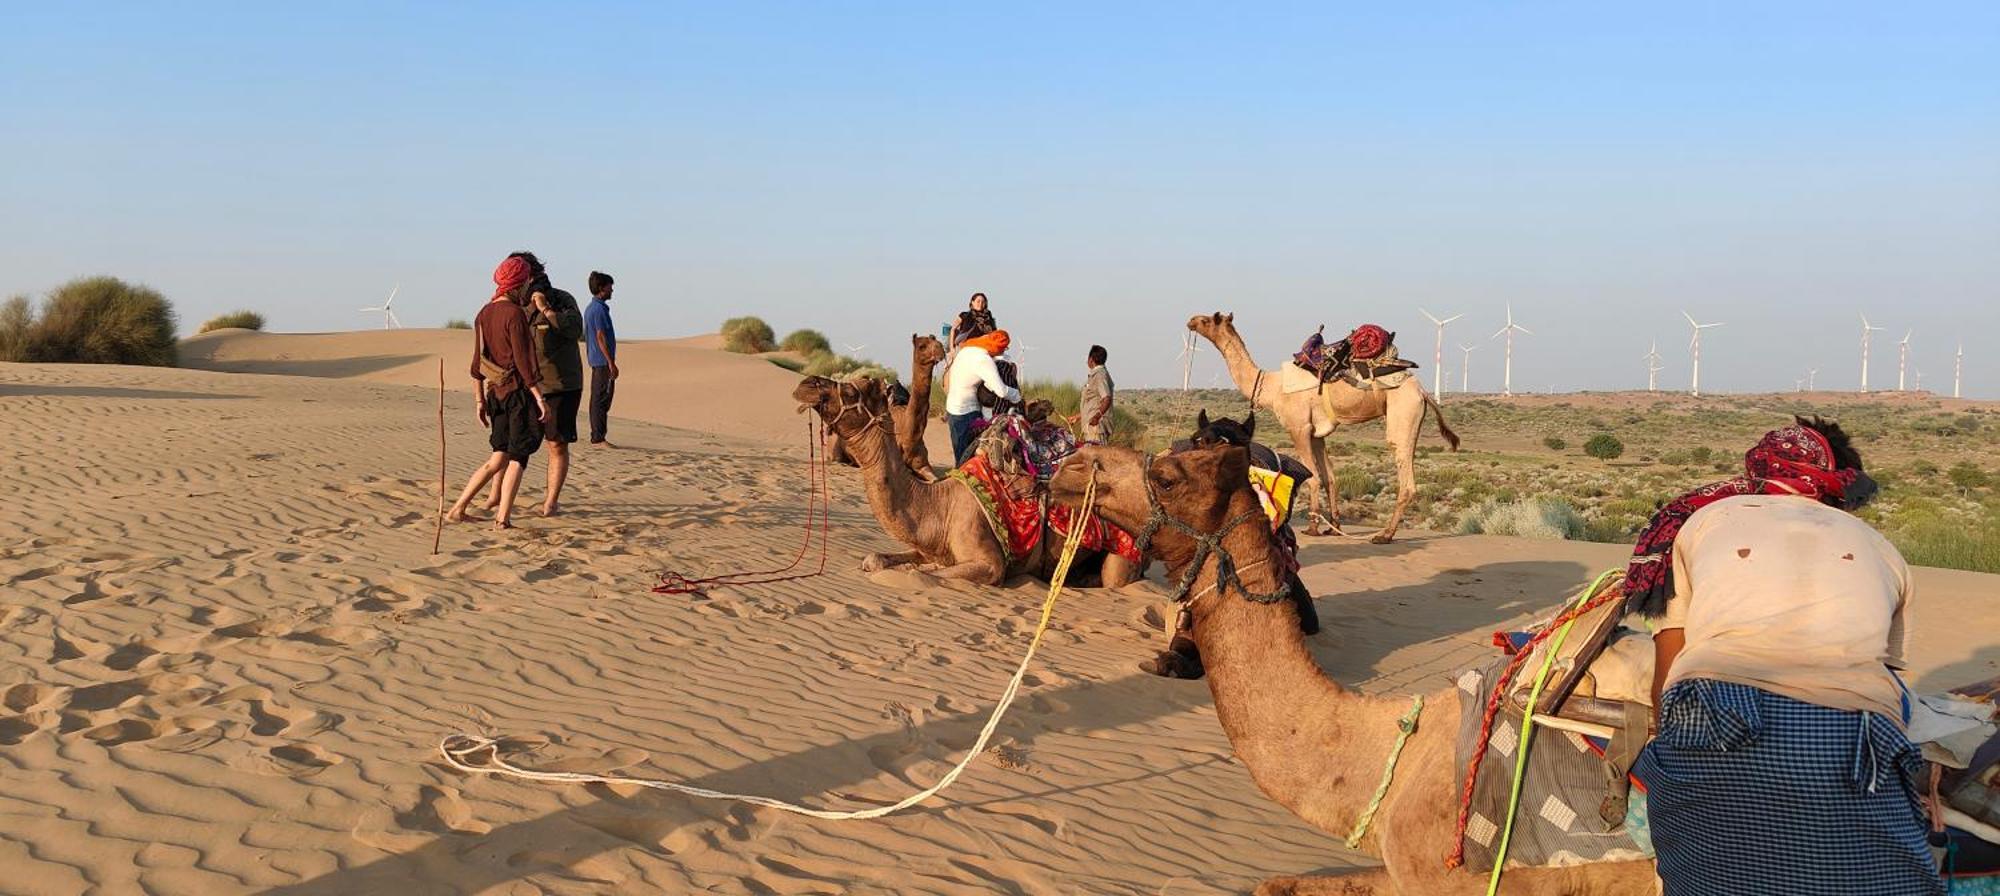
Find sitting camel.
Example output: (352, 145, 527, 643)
(1187, 312, 1460, 543)
(794, 375, 1143, 587)
(830, 334, 948, 480)
(1048, 444, 1658, 895)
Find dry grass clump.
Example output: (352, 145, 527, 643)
(0, 277, 177, 366)
(721, 316, 777, 353)
(199, 310, 265, 333)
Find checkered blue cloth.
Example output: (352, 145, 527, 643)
(1634, 679, 1945, 896)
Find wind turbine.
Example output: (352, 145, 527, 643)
(1013, 343, 1036, 383)
(1914, 366, 1924, 392)
(1897, 330, 1912, 391)
(360, 285, 401, 329)
(1418, 308, 1463, 398)
(844, 342, 867, 356)
(1859, 314, 1883, 392)
(1808, 368, 1818, 391)
(1177, 331, 1203, 392)
(1459, 343, 1477, 393)
(1956, 342, 1964, 399)
(1795, 376, 1806, 393)
(1644, 341, 1665, 392)
(1490, 305, 1531, 397)
(1683, 311, 1723, 398)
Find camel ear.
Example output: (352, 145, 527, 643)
(912, 333, 921, 345)
(1196, 409, 1211, 431)
(1222, 313, 1234, 323)
(1215, 445, 1251, 485)
(1242, 414, 1256, 439)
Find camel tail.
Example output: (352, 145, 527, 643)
(1424, 392, 1462, 452)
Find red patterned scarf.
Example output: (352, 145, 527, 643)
(949, 455, 1141, 566)
(1624, 424, 1874, 617)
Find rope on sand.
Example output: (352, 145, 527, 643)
(440, 472, 1101, 820)
(653, 418, 831, 594)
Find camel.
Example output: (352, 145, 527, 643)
(1048, 444, 1657, 895)
(1187, 312, 1460, 544)
(829, 334, 947, 480)
(794, 375, 1143, 588)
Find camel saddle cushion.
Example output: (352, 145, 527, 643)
(949, 455, 1139, 566)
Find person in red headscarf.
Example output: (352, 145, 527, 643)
(1628, 417, 1941, 896)
(446, 255, 553, 529)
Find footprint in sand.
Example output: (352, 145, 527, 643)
(3, 683, 56, 713)
(395, 785, 491, 835)
(267, 743, 342, 777)
(82, 716, 212, 748)
(0, 712, 50, 745)
(282, 625, 374, 648)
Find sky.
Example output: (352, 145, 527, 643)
(4, 3, 1996, 394)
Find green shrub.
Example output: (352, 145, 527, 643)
(444, 319, 472, 330)
(1583, 434, 1625, 460)
(721, 316, 777, 353)
(10, 276, 177, 366)
(1886, 517, 2000, 574)
(0, 296, 30, 361)
(1543, 436, 1567, 452)
(1948, 462, 1991, 492)
(780, 328, 831, 354)
(1020, 377, 1145, 449)
(199, 310, 265, 333)
(767, 355, 806, 372)
(1456, 497, 1585, 540)
(1689, 446, 1714, 465)
(1336, 470, 1383, 498)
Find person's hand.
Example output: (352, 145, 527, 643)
(531, 291, 552, 315)
(1089, 412, 1105, 426)
(536, 398, 552, 426)
(476, 397, 490, 427)
(608, 361, 620, 380)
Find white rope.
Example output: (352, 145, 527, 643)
(437, 473, 1099, 821)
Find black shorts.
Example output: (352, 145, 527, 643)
(544, 389, 582, 444)
(487, 390, 542, 462)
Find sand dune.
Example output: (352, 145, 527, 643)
(0, 342, 1993, 895)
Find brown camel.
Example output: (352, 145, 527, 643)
(794, 376, 1143, 587)
(1048, 445, 1657, 895)
(1187, 312, 1460, 544)
(829, 334, 946, 478)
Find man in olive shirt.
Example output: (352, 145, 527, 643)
(1079, 344, 1114, 443)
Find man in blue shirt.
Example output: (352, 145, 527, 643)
(583, 271, 618, 445)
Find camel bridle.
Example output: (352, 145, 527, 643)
(1130, 454, 1292, 606)
(819, 385, 890, 439)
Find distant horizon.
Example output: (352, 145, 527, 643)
(7, 4, 1994, 395)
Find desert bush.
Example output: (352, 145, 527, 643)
(1543, 436, 1567, 452)
(1456, 497, 1585, 540)
(1885, 516, 2000, 574)
(780, 328, 831, 354)
(1583, 434, 1625, 460)
(444, 319, 472, 330)
(199, 310, 265, 333)
(767, 355, 806, 373)
(12, 277, 177, 366)
(1689, 446, 1714, 464)
(1336, 470, 1383, 499)
(1948, 462, 1991, 492)
(721, 316, 777, 353)
(0, 296, 30, 361)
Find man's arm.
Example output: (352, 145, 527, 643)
(593, 326, 618, 377)
(1650, 627, 1686, 726)
(549, 292, 584, 340)
(975, 354, 1020, 403)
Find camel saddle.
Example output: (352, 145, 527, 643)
(1289, 324, 1419, 392)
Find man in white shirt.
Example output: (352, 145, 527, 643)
(944, 329, 1020, 467)
(1627, 418, 1942, 896)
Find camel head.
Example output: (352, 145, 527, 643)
(1185, 311, 1236, 341)
(1191, 409, 1255, 448)
(792, 375, 890, 434)
(1050, 445, 1251, 562)
(911, 333, 946, 367)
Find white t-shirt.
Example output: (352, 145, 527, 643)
(944, 347, 1019, 416)
(1655, 494, 1912, 722)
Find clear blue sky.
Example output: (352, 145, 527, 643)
(5, 3, 1996, 394)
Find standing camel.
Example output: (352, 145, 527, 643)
(1188, 312, 1459, 543)
(794, 376, 1142, 587)
(1048, 445, 1657, 895)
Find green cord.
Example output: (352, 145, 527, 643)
(1345, 693, 1426, 848)
(1487, 569, 1620, 896)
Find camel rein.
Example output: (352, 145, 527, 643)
(441, 470, 1103, 820)
(653, 416, 833, 595)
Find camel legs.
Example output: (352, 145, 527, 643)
(1290, 425, 1341, 536)
(860, 549, 925, 572)
(1099, 554, 1145, 588)
(1373, 393, 1424, 544)
(1259, 862, 1658, 896)
(928, 560, 1005, 585)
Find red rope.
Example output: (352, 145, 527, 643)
(1445, 577, 1622, 869)
(653, 418, 832, 595)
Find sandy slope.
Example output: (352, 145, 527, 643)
(0, 346, 1993, 895)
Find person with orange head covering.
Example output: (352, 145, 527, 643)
(943, 327, 1020, 466)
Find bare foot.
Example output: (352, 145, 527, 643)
(492, 517, 515, 531)
(446, 506, 482, 523)
(482, 497, 502, 512)
(540, 501, 560, 518)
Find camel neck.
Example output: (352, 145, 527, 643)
(904, 354, 936, 436)
(832, 410, 927, 545)
(1182, 494, 1406, 839)
(1207, 328, 1270, 406)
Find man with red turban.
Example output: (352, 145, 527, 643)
(943, 329, 1020, 466)
(447, 255, 553, 529)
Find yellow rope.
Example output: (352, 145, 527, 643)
(1345, 693, 1425, 848)
(438, 472, 1099, 821)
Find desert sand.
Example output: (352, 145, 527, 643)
(0, 331, 1992, 895)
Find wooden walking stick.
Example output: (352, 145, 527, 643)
(433, 357, 445, 555)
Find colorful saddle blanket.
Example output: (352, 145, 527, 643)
(971, 413, 1078, 482)
(950, 455, 1141, 566)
